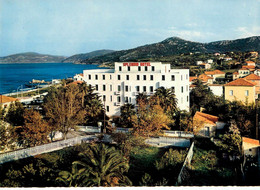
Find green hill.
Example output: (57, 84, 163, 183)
(0, 52, 67, 63)
(62, 49, 114, 63)
(80, 36, 260, 64)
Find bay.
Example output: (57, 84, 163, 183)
(0, 62, 102, 94)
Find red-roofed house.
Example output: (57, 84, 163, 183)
(244, 73, 260, 97)
(242, 137, 260, 157)
(238, 68, 250, 78)
(246, 61, 256, 66)
(0, 95, 18, 109)
(205, 70, 225, 81)
(233, 71, 239, 80)
(73, 73, 84, 81)
(193, 111, 225, 137)
(189, 74, 213, 85)
(242, 65, 255, 72)
(224, 78, 256, 104)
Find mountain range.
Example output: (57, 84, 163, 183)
(80, 36, 260, 64)
(0, 36, 259, 64)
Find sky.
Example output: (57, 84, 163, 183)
(0, 0, 259, 57)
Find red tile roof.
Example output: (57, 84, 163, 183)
(244, 73, 260, 80)
(245, 61, 255, 64)
(242, 65, 255, 70)
(239, 68, 250, 71)
(189, 76, 197, 82)
(79, 73, 83, 77)
(224, 78, 256, 86)
(193, 111, 219, 125)
(205, 69, 225, 75)
(0, 95, 18, 104)
(242, 137, 260, 145)
(198, 74, 213, 82)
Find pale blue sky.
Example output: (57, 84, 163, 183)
(0, 0, 259, 57)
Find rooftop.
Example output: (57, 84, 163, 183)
(242, 137, 260, 146)
(193, 111, 219, 125)
(224, 78, 256, 86)
(0, 95, 18, 104)
(205, 70, 225, 75)
(244, 73, 260, 80)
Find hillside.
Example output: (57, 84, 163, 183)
(62, 49, 114, 63)
(0, 52, 67, 63)
(80, 36, 260, 64)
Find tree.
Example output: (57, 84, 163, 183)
(56, 163, 91, 187)
(190, 79, 214, 113)
(83, 85, 103, 125)
(5, 101, 24, 126)
(44, 84, 86, 139)
(154, 87, 178, 117)
(119, 103, 136, 128)
(216, 121, 242, 157)
(21, 109, 51, 147)
(73, 143, 132, 187)
(0, 122, 17, 151)
(132, 98, 172, 137)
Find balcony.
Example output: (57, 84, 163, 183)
(114, 91, 121, 95)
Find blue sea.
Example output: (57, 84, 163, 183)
(0, 63, 102, 94)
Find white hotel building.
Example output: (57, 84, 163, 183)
(75, 62, 189, 116)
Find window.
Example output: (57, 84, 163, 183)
(95, 75, 98, 80)
(181, 75, 183, 81)
(126, 75, 129, 80)
(110, 75, 112, 80)
(103, 85, 106, 91)
(245, 90, 249, 96)
(171, 87, 175, 93)
(88, 75, 91, 80)
(117, 96, 121, 102)
(143, 75, 146, 80)
(110, 95, 112, 102)
(162, 75, 165, 81)
(186, 74, 188, 80)
(125, 97, 129, 103)
(187, 96, 189, 102)
(117, 75, 121, 80)
(137, 75, 140, 80)
(143, 86, 146, 92)
(152, 66, 155, 71)
(150, 86, 153, 92)
(95, 85, 98, 91)
(145, 66, 148, 71)
(229, 90, 233, 96)
(102, 75, 105, 80)
(119, 66, 122, 71)
(150, 75, 153, 80)
(128, 66, 130, 71)
(186, 85, 188, 91)
(136, 86, 140, 92)
(125, 85, 128, 92)
(171, 75, 175, 81)
(118, 85, 121, 91)
(103, 95, 106, 101)
(110, 85, 112, 91)
(106, 106, 109, 112)
(129, 97, 132, 103)
(181, 86, 183, 93)
(138, 66, 141, 71)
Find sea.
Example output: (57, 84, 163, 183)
(0, 62, 103, 94)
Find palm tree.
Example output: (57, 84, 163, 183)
(73, 143, 132, 187)
(136, 92, 148, 105)
(154, 87, 178, 117)
(56, 163, 91, 187)
(120, 103, 136, 128)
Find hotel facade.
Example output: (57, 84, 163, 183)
(75, 62, 190, 116)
